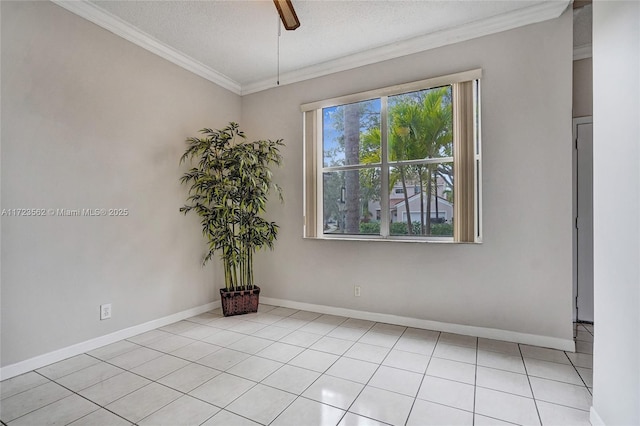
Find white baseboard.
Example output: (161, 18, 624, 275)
(0, 301, 219, 381)
(590, 407, 605, 426)
(2, 297, 576, 381)
(261, 297, 576, 352)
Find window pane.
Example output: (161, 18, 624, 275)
(388, 86, 453, 162)
(388, 163, 454, 236)
(323, 168, 381, 235)
(323, 99, 381, 167)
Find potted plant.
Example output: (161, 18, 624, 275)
(180, 122, 283, 316)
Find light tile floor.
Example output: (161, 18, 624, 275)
(0, 305, 594, 425)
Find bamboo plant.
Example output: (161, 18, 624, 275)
(180, 122, 283, 291)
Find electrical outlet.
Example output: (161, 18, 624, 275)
(100, 304, 112, 320)
(354, 286, 361, 297)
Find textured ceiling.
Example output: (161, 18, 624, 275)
(81, 0, 570, 93)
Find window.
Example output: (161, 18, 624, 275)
(303, 70, 482, 242)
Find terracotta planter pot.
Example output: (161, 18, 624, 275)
(219, 286, 260, 316)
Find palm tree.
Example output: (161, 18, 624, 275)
(388, 125, 415, 234)
(388, 87, 452, 235)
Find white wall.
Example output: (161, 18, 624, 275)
(592, 1, 640, 424)
(1, 1, 239, 367)
(242, 10, 574, 343)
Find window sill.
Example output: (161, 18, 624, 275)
(303, 235, 480, 244)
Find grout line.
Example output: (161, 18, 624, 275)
(472, 336, 479, 426)
(193, 409, 219, 426)
(500, 372, 593, 391)
(532, 398, 592, 413)
(474, 413, 521, 425)
(0, 374, 52, 402)
(329, 322, 406, 424)
(332, 406, 394, 426)
(264, 324, 353, 424)
(269, 321, 373, 425)
(474, 383, 543, 398)
(563, 349, 592, 395)
(0, 374, 73, 424)
(33, 369, 136, 425)
(519, 343, 544, 425)
(402, 330, 441, 426)
(252, 388, 298, 426)
(423, 373, 477, 387)
(181, 372, 257, 418)
(91, 340, 144, 360)
(215, 409, 265, 425)
(81, 352, 221, 423)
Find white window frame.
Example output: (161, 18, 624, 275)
(302, 69, 482, 243)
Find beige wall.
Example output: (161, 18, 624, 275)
(573, 57, 593, 117)
(242, 10, 574, 342)
(1, 1, 576, 368)
(1, 1, 240, 366)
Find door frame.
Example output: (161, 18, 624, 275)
(573, 116, 593, 323)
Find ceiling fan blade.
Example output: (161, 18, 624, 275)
(273, 0, 300, 31)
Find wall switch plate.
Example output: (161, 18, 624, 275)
(354, 286, 361, 297)
(100, 304, 112, 320)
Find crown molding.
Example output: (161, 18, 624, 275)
(574, 43, 593, 60)
(51, 0, 569, 97)
(51, 0, 242, 95)
(242, 0, 571, 95)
